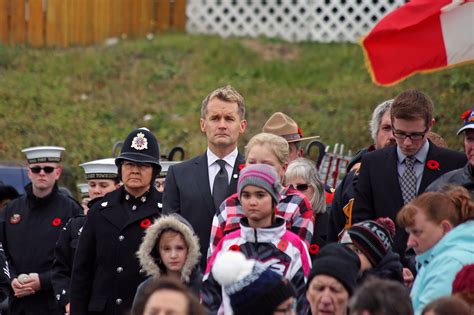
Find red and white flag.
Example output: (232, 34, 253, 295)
(362, 0, 474, 86)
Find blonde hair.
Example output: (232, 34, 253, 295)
(200, 85, 245, 119)
(245, 133, 289, 165)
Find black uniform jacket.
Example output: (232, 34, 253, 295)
(52, 197, 104, 308)
(52, 213, 87, 307)
(352, 142, 466, 261)
(70, 186, 162, 315)
(0, 183, 82, 314)
(162, 152, 244, 269)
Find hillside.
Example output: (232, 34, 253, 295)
(0, 32, 473, 183)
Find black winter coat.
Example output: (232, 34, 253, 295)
(0, 183, 82, 315)
(70, 186, 162, 315)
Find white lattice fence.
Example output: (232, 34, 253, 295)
(186, 0, 407, 43)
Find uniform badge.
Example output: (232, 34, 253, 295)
(101, 201, 108, 207)
(9, 214, 21, 225)
(131, 132, 148, 150)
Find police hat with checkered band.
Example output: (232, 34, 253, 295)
(115, 128, 161, 172)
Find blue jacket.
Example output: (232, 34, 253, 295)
(411, 220, 474, 315)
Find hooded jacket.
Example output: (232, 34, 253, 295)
(131, 215, 202, 314)
(411, 220, 474, 315)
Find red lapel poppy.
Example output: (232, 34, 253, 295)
(52, 218, 62, 227)
(238, 164, 246, 171)
(277, 240, 288, 251)
(309, 244, 320, 255)
(461, 109, 472, 120)
(229, 244, 240, 252)
(140, 218, 152, 229)
(426, 160, 440, 171)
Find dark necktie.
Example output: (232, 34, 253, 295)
(213, 159, 229, 210)
(400, 156, 417, 204)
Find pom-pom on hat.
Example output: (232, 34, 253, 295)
(452, 264, 474, 296)
(237, 164, 281, 204)
(80, 158, 118, 180)
(457, 107, 474, 135)
(21, 146, 65, 164)
(341, 217, 395, 267)
(308, 243, 360, 296)
(212, 251, 296, 315)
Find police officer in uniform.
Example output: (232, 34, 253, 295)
(52, 158, 120, 314)
(0, 146, 82, 315)
(70, 128, 162, 315)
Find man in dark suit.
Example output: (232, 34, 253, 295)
(352, 90, 466, 265)
(163, 85, 247, 269)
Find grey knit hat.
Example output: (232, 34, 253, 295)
(238, 164, 281, 204)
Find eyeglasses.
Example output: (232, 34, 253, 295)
(392, 128, 428, 141)
(294, 183, 310, 192)
(155, 179, 166, 189)
(122, 161, 151, 170)
(274, 300, 297, 314)
(30, 166, 56, 174)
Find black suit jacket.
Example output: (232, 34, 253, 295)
(162, 152, 245, 269)
(353, 142, 466, 260)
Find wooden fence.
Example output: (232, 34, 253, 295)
(0, 0, 186, 47)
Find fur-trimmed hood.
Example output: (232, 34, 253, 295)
(136, 214, 201, 283)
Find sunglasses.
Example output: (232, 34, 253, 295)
(30, 166, 56, 174)
(291, 183, 310, 192)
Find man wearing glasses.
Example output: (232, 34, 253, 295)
(352, 90, 466, 266)
(0, 146, 82, 315)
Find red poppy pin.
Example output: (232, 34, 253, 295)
(297, 126, 304, 137)
(140, 219, 152, 229)
(461, 109, 472, 120)
(277, 240, 288, 251)
(229, 244, 240, 252)
(426, 160, 440, 171)
(238, 164, 246, 171)
(52, 218, 62, 227)
(309, 244, 320, 255)
(9, 214, 21, 225)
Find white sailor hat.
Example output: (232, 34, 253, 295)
(21, 146, 65, 164)
(77, 183, 89, 197)
(80, 158, 118, 180)
(159, 161, 181, 178)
